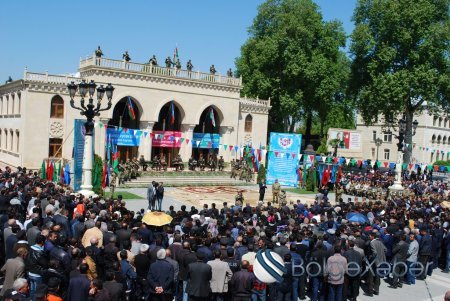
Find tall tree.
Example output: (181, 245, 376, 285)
(236, 0, 347, 144)
(350, 0, 449, 163)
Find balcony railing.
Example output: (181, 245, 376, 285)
(79, 56, 242, 87)
(240, 96, 271, 107)
(24, 70, 81, 85)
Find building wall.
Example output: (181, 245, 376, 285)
(0, 61, 270, 169)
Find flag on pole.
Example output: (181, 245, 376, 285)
(112, 151, 120, 174)
(101, 163, 109, 189)
(41, 160, 47, 179)
(64, 162, 71, 185)
(52, 161, 58, 182)
(173, 47, 179, 64)
(127, 97, 136, 120)
(46, 160, 53, 181)
(171, 101, 175, 125)
(210, 108, 216, 127)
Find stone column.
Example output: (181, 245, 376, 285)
(180, 124, 196, 161)
(97, 117, 109, 160)
(139, 121, 154, 161)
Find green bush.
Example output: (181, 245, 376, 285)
(434, 160, 450, 166)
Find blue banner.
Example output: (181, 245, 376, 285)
(192, 133, 220, 148)
(107, 128, 141, 146)
(73, 120, 96, 191)
(267, 132, 302, 187)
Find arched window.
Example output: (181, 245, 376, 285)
(437, 135, 442, 144)
(50, 95, 64, 118)
(4, 129, 7, 150)
(9, 129, 13, 151)
(439, 117, 443, 127)
(444, 118, 448, 128)
(432, 134, 436, 144)
(433, 116, 438, 126)
(244, 114, 253, 132)
(443, 136, 447, 145)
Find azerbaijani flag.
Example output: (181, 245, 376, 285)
(173, 47, 179, 63)
(171, 101, 175, 125)
(210, 108, 216, 127)
(127, 97, 136, 120)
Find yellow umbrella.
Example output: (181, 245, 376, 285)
(142, 211, 173, 226)
(441, 201, 450, 209)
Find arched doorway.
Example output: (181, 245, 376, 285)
(193, 106, 221, 160)
(108, 97, 140, 162)
(152, 101, 183, 166)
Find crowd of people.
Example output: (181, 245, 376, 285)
(0, 165, 448, 301)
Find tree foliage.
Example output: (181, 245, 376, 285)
(349, 0, 449, 162)
(236, 0, 348, 141)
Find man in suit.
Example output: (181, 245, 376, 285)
(390, 234, 409, 288)
(103, 271, 125, 301)
(207, 250, 233, 301)
(229, 260, 255, 301)
(418, 227, 432, 280)
(365, 231, 387, 296)
(67, 263, 91, 301)
(148, 181, 156, 211)
(187, 252, 212, 301)
(148, 249, 175, 301)
(344, 240, 363, 301)
(0, 247, 27, 297)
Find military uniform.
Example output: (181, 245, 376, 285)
(272, 181, 281, 203)
(235, 192, 244, 207)
(198, 156, 206, 171)
(110, 171, 117, 197)
(218, 156, 225, 171)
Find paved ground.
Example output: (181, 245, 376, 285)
(114, 186, 449, 301)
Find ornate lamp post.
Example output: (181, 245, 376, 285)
(67, 80, 114, 196)
(375, 137, 383, 162)
(388, 115, 418, 195)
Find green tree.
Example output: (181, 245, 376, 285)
(257, 164, 267, 183)
(236, 0, 348, 144)
(349, 0, 449, 163)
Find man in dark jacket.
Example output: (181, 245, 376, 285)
(344, 240, 363, 301)
(26, 234, 48, 301)
(418, 227, 432, 280)
(229, 260, 255, 301)
(390, 234, 409, 288)
(67, 263, 91, 301)
(148, 249, 174, 301)
(186, 252, 212, 301)
(103, 271, 125, 301)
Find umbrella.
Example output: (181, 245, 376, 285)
(142, 211, 173, 226)
(346, 212, 369, 224)
(441, 201, 450, 209)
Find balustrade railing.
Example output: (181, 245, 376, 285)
(24, 71, 81, 85)
(79, 56, 242, 87)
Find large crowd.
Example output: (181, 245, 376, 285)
(0, 165, 448, 301)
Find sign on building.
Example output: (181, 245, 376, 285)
(193, 133, 220, 148)
(73, 119, 94, 191)
(106, 128, 141, 146)
(266, 132, 302, 187)
(152, 131, 182, 148)
(329, 130, 361, 149)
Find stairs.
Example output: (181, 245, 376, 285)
(122, 174, 253, 187)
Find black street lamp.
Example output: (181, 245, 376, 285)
(67, 80, 114, 195)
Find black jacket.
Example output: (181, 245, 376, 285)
(419, 234, 432, 256)
(392, 240, 409, 262)
(26, 245, 49, 276)
(147, 259, 174, 294)
(186, 261, 212, 297)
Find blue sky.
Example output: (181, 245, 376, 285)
(0, 0, 356, 81)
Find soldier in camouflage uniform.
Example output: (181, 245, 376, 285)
(110, 169, 117, 197)
(272, 179, 281, 203)
(230, 159, 236, 178)
(198, 155, 206, 171)
(218, 156, 225, 171)
(208, 155, 217, 171)
(118, 162, 125, 184)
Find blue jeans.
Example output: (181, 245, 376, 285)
(328, 284, 343, 301)
(157, 197, 163, 211)
(406, 261, 416, 285)
(182, 280, 188, 301)
(447, 250, 450, 271)
(28, 274, 42, 301)
(311, 276, 324, 301)
(251, 289, 266, 301)
(291, 277, 299, 301)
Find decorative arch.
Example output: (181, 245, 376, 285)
(433, 116, 438, 126)
(108, 96, 141, 129)
(443, 136, 447, 145)
(153, 99, 185, 124)
(439, 117, 443, 127)
(194, 105, 222, 134)
(50, 95, 64, 118)
(107, 94, 143, 120)
(194, 103, 225, 128)
(437, 135, 442, 144)
(432, 134, 436, 144)
(245, 114, 253, 132)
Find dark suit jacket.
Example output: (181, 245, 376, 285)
(344, 248, 363, 268)
(103, 280, 124, 301)
(148, 259, 174, 293)
(186, 261, 212, 297)
(67, 273, 90, 301)
(393, 240, 409, 262)
(179, 250, 197, 281)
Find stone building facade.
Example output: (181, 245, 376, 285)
(0, 55, 270, 169)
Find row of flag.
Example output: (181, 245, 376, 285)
(40, 160, 71, 184)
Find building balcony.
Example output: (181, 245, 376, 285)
(79, 56, 242, 87)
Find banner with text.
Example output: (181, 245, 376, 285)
(73, 119, 94, 191)
(329, 130, 361, 150)
(192, 133, 220, 148)
(152, 131, 182, 148)
(107, 128, 140, 146)
(267, 132, 302, 187)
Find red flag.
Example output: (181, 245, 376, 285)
(101, 163, 108, 189)
(343, 131, 350, 149)
(186, 139, 190, 144)
(321, 166, 331, 185)
(229, 145, 233, 151)
(46, 160, 54, 181)
(333, 157, 338, 163)
(433, 165, 439, 171)
(408, 164, 413, 170)
(383, 162, 389, 168)
(337, 165, 342, 183)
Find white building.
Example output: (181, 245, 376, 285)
(356, 110, 450, 164)
(0, 55, 271, 169)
